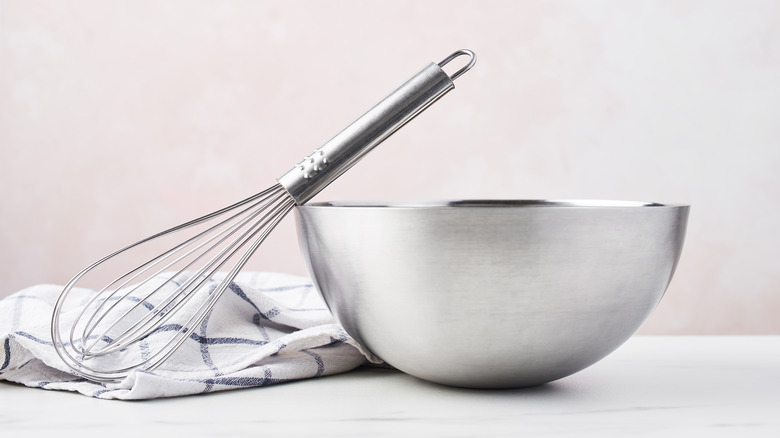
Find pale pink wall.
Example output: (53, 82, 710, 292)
(2, 1, 779, 334)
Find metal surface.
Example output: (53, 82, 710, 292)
(278, 50, 474, 204)
(295, 200, 690, 388)
(50, 50, 475, 382)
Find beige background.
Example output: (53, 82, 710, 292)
(2, 0, 779, 334)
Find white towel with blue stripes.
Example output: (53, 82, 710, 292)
(0, 272, 377, 400)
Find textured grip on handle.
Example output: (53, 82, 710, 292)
(277, 61, 458, 205)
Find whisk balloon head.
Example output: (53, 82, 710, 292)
(51, 185, 295, 382)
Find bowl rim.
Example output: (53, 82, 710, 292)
(297, 199, 689, 209)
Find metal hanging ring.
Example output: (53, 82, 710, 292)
(438, 49, 477, 81)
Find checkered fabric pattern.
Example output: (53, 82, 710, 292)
(0, 272, 377, 400)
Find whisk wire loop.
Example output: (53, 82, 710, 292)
(52, 185, 295, 381)
(77, 185, 289, 357)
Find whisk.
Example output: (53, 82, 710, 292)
(51, 49, 476, 382)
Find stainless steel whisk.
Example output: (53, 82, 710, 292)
(51, 49, 475, 382)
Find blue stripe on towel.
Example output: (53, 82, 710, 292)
(302, 349, 325, 377)
(1, 338, 10, 371)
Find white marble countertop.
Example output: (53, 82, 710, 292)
(1, 336, 778, 437)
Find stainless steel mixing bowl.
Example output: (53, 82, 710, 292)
(294, 200, 689, 388)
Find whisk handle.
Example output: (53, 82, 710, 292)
(278, 49, 475, 205)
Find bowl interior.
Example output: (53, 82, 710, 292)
(304, 199, 670, 208)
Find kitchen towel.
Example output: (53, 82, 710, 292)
(0, 272, 377, 400)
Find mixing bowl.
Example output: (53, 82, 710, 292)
(294, 200, 689, 388)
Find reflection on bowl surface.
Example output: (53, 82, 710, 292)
(295, 200, 689, 388)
